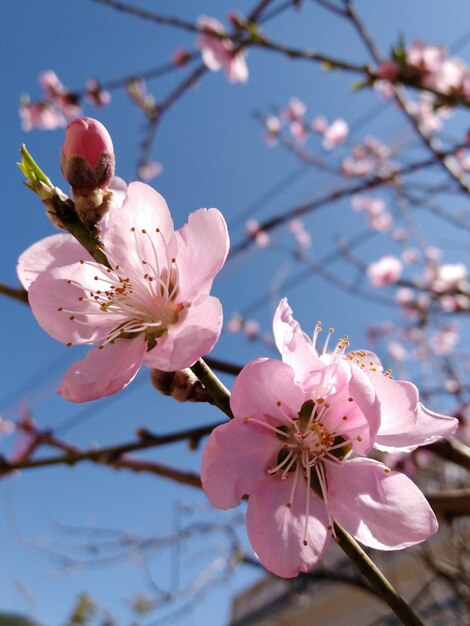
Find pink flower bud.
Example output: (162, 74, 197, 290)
(377, 61, 400, 82)
(61, 117, 115, 190)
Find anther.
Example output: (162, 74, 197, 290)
(66, 342, 72, 347)
(57, 307, 63, 312)
(141, 228, 147, 233)
(276, 400, 282, 407)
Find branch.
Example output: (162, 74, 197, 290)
(428, 438, 470, 471)
(335, 523, 425, 626)
(426, 489, 470, 520)
(0, 423, 221, 478)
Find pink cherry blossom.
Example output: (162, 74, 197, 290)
(19, 182, 229, 402)
(273, 299, 458, 453)
(282, 97, 307, 122)
(377, 61, 400, 82)
(197, 16, 248, 83)
(19, 101, 66, 132)
(367, 255, 402, 288)
(85, 79, 111, 107)
(202, 356, 438, 578)
(322, 118, 348, 150)
(138, 161, 164, 181)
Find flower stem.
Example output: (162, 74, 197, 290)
(334, 522, 424, 626)
(191, 358, 234, 419)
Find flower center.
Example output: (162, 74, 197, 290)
(245, 398, 354, 546)
(57, 226, 187, 350)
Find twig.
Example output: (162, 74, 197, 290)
(335, 522, 425, 626)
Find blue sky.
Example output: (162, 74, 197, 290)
(1, 1, 469, 623)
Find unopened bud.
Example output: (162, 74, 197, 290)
(61, 117, 114, 190)
(150, 368, 211, 403)
(61, 117, 116, 230)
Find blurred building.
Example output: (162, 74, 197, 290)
(230, 527, 468, 626)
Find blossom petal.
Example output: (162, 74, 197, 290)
(371, 373, 418, 437)
(375, 403, 458, 453)
(327, 457, 438, 550)
(101, 182, 174, 274)
(273, 298, 321, 381)
(28, 263, 119, 345)
(343, 364, 381, 453)
(143, 294, 223, 371)
(246, 475, 331, 577)
(172, 208, 229, 300)
(59, 335, 146, 402)
(273, 299, 349, 396)
(17, 234, 93, 290)
(201, 419, 280, 509)
(230, 358, 305, 424)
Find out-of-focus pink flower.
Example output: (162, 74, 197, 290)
(20, 70, 83, 131)
(19, 101, 66, 131)
(263, 115, 281, 147)
(86, 79, 111, 107)
(377, 61, 400, 82)
(243, 319, 260, 339)
(311, 115, 328, 133)
(18, 182, 229, 402)
(429, 262, 467, 293)
(282, 97, 307, 122)
(39, 70, 65, 98)
(289, 219, 311, 249)
(429, 324, 459, 355)
(226, 313, 243, 333)
(201, 299, 456, 577)
(388, 341, 407, 362)
(171, 48, 192, 67)
(289, 120, 307, 144)
(246, 219, 270, 247)
(367, 255, 402, 288)
(402, 248, 420, 265)
(322, 118, 349, 150)
(197, 16, 248, 83)
(138, 161, 164, 181)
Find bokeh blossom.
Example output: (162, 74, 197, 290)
(18, 182, 229, 402)
(202, 299, 457, 577)
(197, 16, 248, 83)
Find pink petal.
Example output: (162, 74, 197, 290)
(230, 358, 305, 424)
(375, 403, 458, 453)
(344, 364, 381, 452)
(28, 263, 118, 345)
(142, 294, 223, 371)
(17, 234, 93, 290)
(371, 373, 418, 437)
(201, 419, 280, 509)
(327, 457, 438, 550)
(273, 299, 349, 396)
(273, 298, 322, 383)
(246, 475, 330, 577)
(172, 208, 229, 301)
(59, 335, 146, 402)
(101, 182, 174, 273)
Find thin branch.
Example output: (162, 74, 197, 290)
(335, 522, 425, 626)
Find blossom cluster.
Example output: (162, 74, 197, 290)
(379, 39, 470, 103)
(20, 70, 110, 132)
(202, 299, 458, 577)
(19, 118, 459, 581)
